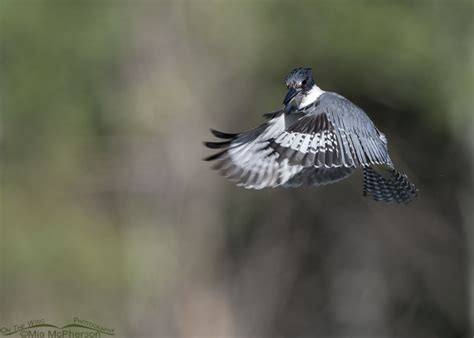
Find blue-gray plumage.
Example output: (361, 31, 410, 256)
(204, 67, 417, 203)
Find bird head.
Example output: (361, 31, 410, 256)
(283, 67, 315, 106)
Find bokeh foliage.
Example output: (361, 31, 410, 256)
(1, 1, 473, 337)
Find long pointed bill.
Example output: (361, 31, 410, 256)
(283, 87, 299, 105)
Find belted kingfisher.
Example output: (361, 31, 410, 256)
(204, 67, 417, 203)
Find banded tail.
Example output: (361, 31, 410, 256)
(363, 167, 417, 204)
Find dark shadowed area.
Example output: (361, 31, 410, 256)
(1, 1, 473, 337)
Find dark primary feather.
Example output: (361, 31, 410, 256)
(203, 140, 232, 149)
(210, 129, 238, 139)
(262, 110, 282, 119)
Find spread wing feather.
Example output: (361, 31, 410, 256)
(205, 92, 393, 189)
(267, 92, 392, 168)
(204, 112, 304, 189)
(267, 110, 357, 168)
(321, 93, 391, 166)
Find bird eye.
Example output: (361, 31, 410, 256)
(302, 79, 307, 86)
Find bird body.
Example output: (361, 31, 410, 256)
(204, 67, 417, 203)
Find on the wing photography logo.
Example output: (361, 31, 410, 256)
(0, 318, 114, 337)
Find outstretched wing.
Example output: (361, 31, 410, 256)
(324, 93, 391, 166)
(268, 112, 356, 168)
(268, 92, 391, 169)
(204, 112, 304, 189)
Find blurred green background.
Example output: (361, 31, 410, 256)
(1, 1, 473, 337)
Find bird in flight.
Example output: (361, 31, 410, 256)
(204, 67, 417, 203)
